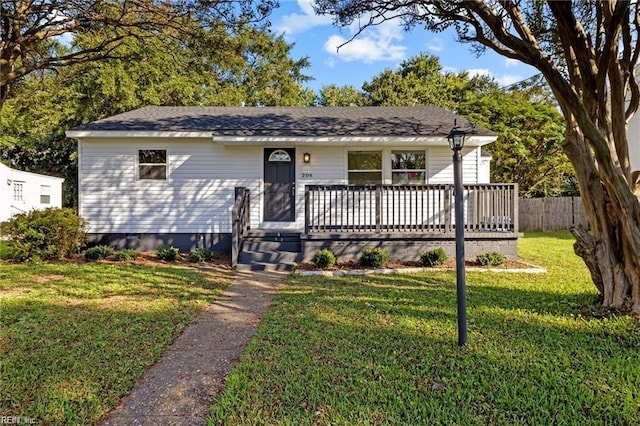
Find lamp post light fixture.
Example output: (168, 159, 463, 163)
(447, 125, 468, 346)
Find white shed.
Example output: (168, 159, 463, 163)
(0, 163, 65, 222)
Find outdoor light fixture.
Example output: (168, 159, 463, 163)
(303, 152, 311, 163)
(448, 124, 468, 346)
(447, 127, 467, 151)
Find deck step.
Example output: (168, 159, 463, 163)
(236, 250, 299, 271)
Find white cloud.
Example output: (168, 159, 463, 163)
(466, 68, 491, 78)
(495, 74, 523, 86)
(504, 58, 520, 68)
(275, 0, 333, 36)
(324, 20, 407, 63)
(427, 37, 444, 53)
(325, 57, 336, 68)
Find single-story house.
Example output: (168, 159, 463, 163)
(0, 163, 64, 223)
(66, 106, 518, 269)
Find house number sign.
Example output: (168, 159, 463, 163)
(301, 173, 313, 178)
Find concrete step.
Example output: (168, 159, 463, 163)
(242, 240, 301, 253)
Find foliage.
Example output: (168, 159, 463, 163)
(83, 245, 112, 262)
(156, 245, 180, 262)
(0, 0, 278, 107)
(0, 262, 231, 424)
(114, 249, 138, 262)
(476, 251, 506, 266)
(311, 249, 337, 269)
(188, 248, 215, 263)
(1, 208, 85, 261)
(210, 233, 639, 424)
(419, 247, 448, 267)
(359, 247, 390, 268)
(318, 84, 367, 106)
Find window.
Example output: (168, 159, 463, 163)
(139, 149, 167, 180)
(348, 151, 382, 184)
(40, 185, 51, 204)
(391, 151, 426, 184)
(13, 181, 24, 202)
(268, 149, 292, 162)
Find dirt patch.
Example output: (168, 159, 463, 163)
(35, 274, 65, 283)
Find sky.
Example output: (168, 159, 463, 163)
(270, 0, 539, 93)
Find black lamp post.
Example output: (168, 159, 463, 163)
(447, 126, 468, 346)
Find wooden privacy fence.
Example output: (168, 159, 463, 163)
(519, 196, 588, 231)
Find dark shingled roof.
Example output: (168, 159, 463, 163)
(70, 106, 495, 137)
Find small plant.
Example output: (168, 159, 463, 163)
(188, 248, 215, 263)
(476, 251, 506, 266)
(156, 245, 180, 261)
(311, 249, 337, 269)
(84, 245, 112, 261)
(114, 248, 138, 261)
(420, 248, 448, 267)
(1, 208, 85, 261)
(359, 247, 390, 268)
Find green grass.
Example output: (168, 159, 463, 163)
(210, 232, 640, 425)
(0, 262, 232, 424)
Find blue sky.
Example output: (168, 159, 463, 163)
(271, 0, 539, 92)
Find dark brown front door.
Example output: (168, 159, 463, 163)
(264, 148, 295, 222)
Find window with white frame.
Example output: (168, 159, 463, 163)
(348, 151, 382, 184)
(391, 151, 426, 184)
(40, 185, 51, 204)
(13, 181, 24, 202)
(138, 149, 167, 180)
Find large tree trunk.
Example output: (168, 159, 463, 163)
(564, 131, 640, 315)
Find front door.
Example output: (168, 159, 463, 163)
(264, 148, 296, 222)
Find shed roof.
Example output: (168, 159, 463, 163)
(69, 106, 495, 138)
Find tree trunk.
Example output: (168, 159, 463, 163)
(565, 132, 640, 315)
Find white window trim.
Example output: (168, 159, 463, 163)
(137, 148, 169, 181)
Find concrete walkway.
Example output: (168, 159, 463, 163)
(100, 270, 288, 426)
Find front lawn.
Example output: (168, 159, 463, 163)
(0, 262, 232, 424)
(210, 232, 640, 425)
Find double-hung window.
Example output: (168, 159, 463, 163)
(391, 151, 426, 184)
(348, 151, 382, 184)
(138, 149, 167, 180)
(13, 181, 24, 202)
(40, 185, 51, 204)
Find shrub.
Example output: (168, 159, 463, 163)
(114, 248, 138, 261)
(188, 248, 215, 263)
(311, 249, 337, 269)
(420, 248, 448, 267)
(0, 208, 85, 261)
(359, 247, 390, 268)
(476, 251, 506, 266)
(84, 245, 112, 261)
(156, 245, 180, 261)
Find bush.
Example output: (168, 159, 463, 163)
(84, 245, 112, 261)
(476, 251, 506, 266)
(311, 249, 337, 269)
(420, 248, 448, 267)
(156, 245, 180, 261)
(0, 208, 85, 261)
(188, 248, 215, 263)
(359, 247, 390, 268)
(114, 248, 138, 261)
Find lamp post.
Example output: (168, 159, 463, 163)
(447, 126, 467, 346)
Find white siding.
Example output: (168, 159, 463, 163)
(79, 139, 261, 233)
(0, 163, 64, 222)
(78, 140, 486, 234)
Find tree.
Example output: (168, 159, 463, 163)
(0, 0, 277, 108)
(318, 84, 367, 106)
(316, 0, 640, 313)
(458, 80, 573, 197)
